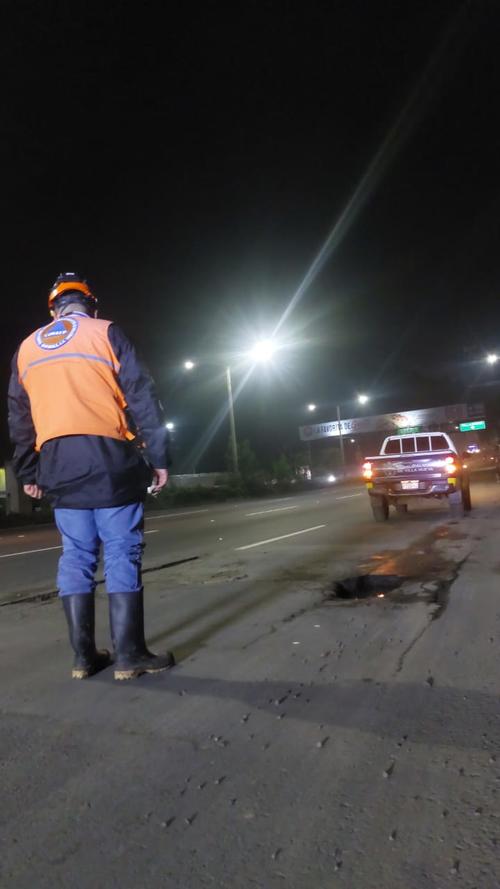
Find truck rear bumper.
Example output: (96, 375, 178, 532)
(368, 480, 455, 498)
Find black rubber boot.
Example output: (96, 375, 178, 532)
(109, 590, 175, 681)
(62, 594, 112, 679)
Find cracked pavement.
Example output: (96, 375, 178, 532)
(1, 478, 499, 887)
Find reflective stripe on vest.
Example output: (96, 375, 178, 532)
(17, 315, 132, 451)
(20, 351, 118, 379)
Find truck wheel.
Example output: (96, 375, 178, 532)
(462, 478, 472, 512)
(448, 489, 464, 521)
(395, 502, 408, 515)
(371, 496, 389, 522)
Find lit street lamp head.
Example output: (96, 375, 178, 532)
(357, 393, 369, 405)
(307, 403, 317, 412)
(486, 353, 499, 365)
(249, 339, 276, 363)
(183, 360, 195, 370)
(165, 422, 175, 430)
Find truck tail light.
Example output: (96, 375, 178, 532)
(445, 455, 458, 474)
(363, 461, 373, 480)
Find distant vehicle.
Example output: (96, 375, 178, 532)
(460, 444, 499, 473)
(363, 432, 471, 521)
(312, 471, 337, 486)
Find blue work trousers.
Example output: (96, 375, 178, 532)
(54, 503, 144, 596)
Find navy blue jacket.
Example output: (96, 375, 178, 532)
(8, 320, 169, 509)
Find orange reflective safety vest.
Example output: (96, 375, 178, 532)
(17, 314, 133, 451)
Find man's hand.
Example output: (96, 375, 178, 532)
(24, 484, 43, 500)
(149, 468, 168, 495)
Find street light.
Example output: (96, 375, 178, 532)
(337, 394, 370, 475)
(165, 421, 175, 431)
(486, 354, 499, 365)
(248, 338, 276, 363)
(305, 395, 371, 476)
(182, 339, 277, 475)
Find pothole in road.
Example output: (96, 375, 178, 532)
(326, 574, 404, 601)
(323, 572, 456, 614)
(322, 524, 469, 611)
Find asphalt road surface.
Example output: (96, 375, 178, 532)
(1, 476, 499, 888)
(0, 480, 475, 602)
(1, 483, 369, 601)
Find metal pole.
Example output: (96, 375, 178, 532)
(226, 365, 239, 474)
(337, 403, 345, 475)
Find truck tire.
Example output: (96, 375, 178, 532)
(395, 502, 408, 515)
(461, 478, 472, 512)
(371, 495, 389, 522)
(448, 489, 464, 521)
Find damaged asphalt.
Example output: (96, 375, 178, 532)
(0, 478, 499, 888)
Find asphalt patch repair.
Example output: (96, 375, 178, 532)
(323, 523, 468, 617)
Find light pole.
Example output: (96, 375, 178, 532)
(336, 403, 345, 470)
(183, 338, 277, 475)
(306, 394, 370, 476)
(336, 394, 369, 474)
(225, 364, 239, 474)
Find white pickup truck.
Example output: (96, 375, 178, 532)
(363, 431, 471, 521)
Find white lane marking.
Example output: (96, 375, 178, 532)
(145, 509, 209, 521)
(0, 545, 62, 559)
(245, 505, 298, 517)
(232, 497, 295, 511)
(1, 526, 162, 556)
(335, 493, 364, 501)
(235, 524, 326, 551)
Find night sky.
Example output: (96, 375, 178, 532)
(2, 1, 500, 470)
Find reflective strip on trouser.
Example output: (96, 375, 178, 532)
(54, 504, 144, 596)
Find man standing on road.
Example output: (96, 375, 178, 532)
(7, 272, 175, 681)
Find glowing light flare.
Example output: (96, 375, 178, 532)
(363, 461, 373, 480)
(165, 422, 175, 431)
(307, 403, 317, 412)
(272, 8, 466, 338)
(248, 339, 277, 363)
(486, 353, 499, 365)
(183, 359, 195, 370)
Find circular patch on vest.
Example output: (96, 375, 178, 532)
(35, 317, 79, 350)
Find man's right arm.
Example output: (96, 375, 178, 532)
(7, 350, 39, 484)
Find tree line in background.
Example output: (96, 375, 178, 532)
(153, 437, 344, 508)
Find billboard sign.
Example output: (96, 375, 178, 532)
(299, 403, 484, 442)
